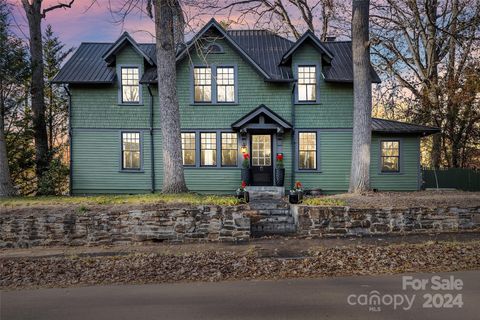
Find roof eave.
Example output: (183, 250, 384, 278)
(102, 32, 155, 66)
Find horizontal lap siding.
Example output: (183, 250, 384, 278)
(370, 135, 420, 191)
(72, 130, 153, 194)
(295, 131, 352, 193)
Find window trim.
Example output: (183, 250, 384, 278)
(200, 132, 218, 167)
(117, 64, 143, 106)
(181, 132, 197, 167)
(119, 131, 143, 172)
(221, 132, 238, 167)
(181, 130, 240, 169)
(295, 130, 321, 172)
(294, 63, 321, 104)
(193, 66, 213, 103)
(191, 64, 238, 105)
(379, 139, 403, 174)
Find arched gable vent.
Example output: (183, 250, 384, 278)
(203, 43, 224, 54)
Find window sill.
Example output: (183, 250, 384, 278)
(295, 101, 321, 105)
(118, 103, 144, 106)
(119, 169, 144, 173)
(295, 169, 322, 173)
(183, 166, 239, 170)
(379, 171, 403, 175)
(190, 103, 239, 106)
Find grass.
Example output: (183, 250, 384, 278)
(0, 193, 242, 208)
(301, 197, 346, 206)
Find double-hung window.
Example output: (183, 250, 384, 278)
(194, 67, 212, 102)
(298, 65, 317, 102)
(221, 133, 237, 166)
(381, 140, 400, 172)
(121, 67, 140, 103)
(181, 133, 196, 166)
(216, 67, 235, 103)
(122, 132, 141, 170)
(298, 132, 317, 170)
(200, 132, 217, 166)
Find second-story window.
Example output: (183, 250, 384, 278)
(121, 67, 140, 103)
(298, 65, 317, 102)
(194, 67, 212, 103)
(217, 67, 235, 103)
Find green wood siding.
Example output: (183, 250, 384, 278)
(292, 43, 354, 128)
(370, 135, 421, 191)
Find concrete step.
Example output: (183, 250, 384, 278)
(249, 201, 290, 210)
(256, 208, 291, 216)
(256, 215, 295, 224)
(245, 186, 285, 195)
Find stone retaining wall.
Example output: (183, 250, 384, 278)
(0, 205, 251, 248)
(292, 205, 480, 237)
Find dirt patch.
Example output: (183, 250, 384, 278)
(325, 190, 480, 209)
(1, 236, 480, 290)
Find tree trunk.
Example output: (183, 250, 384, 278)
(154, 0, 188, 193)
(349, 0, 372, 193)
(22, 1, 50, 193)
(0, 96, 15, 197)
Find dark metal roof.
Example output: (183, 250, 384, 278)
(323, 41, 381, 83)
(372, 118, 440, 135)
(53, 19, 380, 84)
(228, 30, 294, 80)
(52, 43, 116, 84)
(231, 104, 292, 130)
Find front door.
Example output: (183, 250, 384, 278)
(250, 134, 273, 186)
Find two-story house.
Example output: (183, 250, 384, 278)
(53, 19, 439, 195)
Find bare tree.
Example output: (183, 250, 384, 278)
(370, 0, 480, 168)
(349, 0, 372, 193)
(150, 0, 188, 193)
(20, 0, 75, 194)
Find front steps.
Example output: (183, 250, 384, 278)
(247, 187, 296, 236)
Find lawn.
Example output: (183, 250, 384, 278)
(0, 193, 242, 208)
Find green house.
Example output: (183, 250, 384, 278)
(53, 19, 439, 195)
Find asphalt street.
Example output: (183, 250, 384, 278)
(2, 270, 478, 320)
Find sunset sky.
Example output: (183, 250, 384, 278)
(10, 0, 272, 48)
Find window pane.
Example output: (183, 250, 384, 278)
(121, 67, 140, 103)
(122, 132, 141, 169)
(381, 141, 400, 172)
(217, 67, 235, 102)
(298, 132, 317, 169)
(181, 133, 196, 165)
(251, 135, 271, 167)
(201, 132, 217, 166)
(298, 65, 317, 102)
(194, 67, 212, 102)
(221, 133, 237, 166)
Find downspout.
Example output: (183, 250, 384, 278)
(63, 85, 73, 196)
(290, 81, 297, 190)
(147, 84, 155, 193)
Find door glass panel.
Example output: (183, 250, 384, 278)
(252, 135, 271, 166)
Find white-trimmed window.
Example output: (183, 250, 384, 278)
(381, 140, 400, 172)
(121, 67, 140, 103)
(217, 67, 235, 103)
(200, 132, 217, 166)
(298, 132, 317, 170)
(221, 133, 237, 166)
(298, 66, 317, 102)
(122, 132, 141, 170)
(181, 133, 196, 166)
(194, 67, 212, 102)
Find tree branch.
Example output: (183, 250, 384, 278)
(42, 0, 75, 18)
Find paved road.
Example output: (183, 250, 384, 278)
(2, 271, 478, 320)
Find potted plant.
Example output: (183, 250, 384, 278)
(275, 153, 285, 186)
(235, 181, 249, 203)
(241, 153, 251, 185)
(288, 181, 304, 204)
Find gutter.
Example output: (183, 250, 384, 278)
(63, 85, 73, 196)
(147, 85, 155, 193)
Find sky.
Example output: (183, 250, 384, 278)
(10, 0, 265, 49)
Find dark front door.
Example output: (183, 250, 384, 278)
(250, 134, 273, 186)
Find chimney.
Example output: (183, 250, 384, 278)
(326, 36, 336, 42)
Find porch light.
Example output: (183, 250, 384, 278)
(240, 143, 248, 154)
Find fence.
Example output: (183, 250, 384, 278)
(422, 167, 480, 191)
